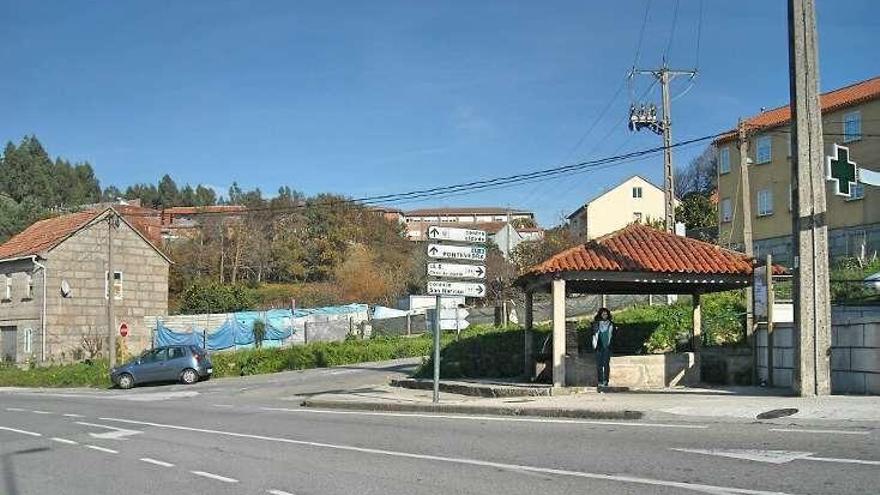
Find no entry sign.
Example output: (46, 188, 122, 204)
(119, 321, 129, 337)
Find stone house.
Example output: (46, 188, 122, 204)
(0, 208, 170, 364)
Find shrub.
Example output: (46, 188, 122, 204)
(0, 360, 111, 388)
(179, 281, 257, 314)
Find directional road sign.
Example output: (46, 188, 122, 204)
(427, 280, 486, 297)
(427, 244, 486, 261)
(427, 262, 486, 279)
(427, 226, 487, 243)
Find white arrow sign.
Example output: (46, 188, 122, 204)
(438, 308, 469, 320)
(427, 226, 487, 243)
(427, 244, 486, 261)
(427, 281, 486, 297)
(76, 421, 143, 441)
(437, 319, 470, 331)
(427, 262, 486, 279)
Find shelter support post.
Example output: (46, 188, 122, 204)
(692, 293, 702, 358)
(524, 291, 534, 380)
(552, 279, 566, 387)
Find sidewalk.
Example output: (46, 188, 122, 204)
(299, 381, 880, 423)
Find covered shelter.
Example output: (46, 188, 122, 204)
(515, 223, 774, 388)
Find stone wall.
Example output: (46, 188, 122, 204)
(44, 218, 169, 362)
(756, 317, 880, 394)
(565, 352, 699, 388)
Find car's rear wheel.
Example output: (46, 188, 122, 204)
(180, 368, 199, 385)
(117, 373, 134, 390)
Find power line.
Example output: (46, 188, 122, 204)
(663, 0, 681, 62)
(694, 0, 704, 69)
(632, 0, 652, 69)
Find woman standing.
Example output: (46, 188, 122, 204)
(591, 308, 614, 390)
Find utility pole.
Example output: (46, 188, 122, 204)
(106, 211, 117, 369)
(738, 119, 755, 345)
(788, 0, 831, 396)
(629, 64, 697, 232)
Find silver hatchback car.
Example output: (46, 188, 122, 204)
(110, 345, 213, 389)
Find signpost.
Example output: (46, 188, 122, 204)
(427, 262, 485, 279)
(425, 226, 487, 403)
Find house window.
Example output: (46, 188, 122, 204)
(843, 111, 861, 142)
(4, 274, 11, 301)
(105, 271, 123, 300)
(720, 198, 733, 223)
(757, 189, 774, 216)
(632, 187, 643, 198)
(24, 328, 32, 354)
(718, 147, 731, 174)
(25, 274, 33, 300)
(633, 212, 643, 223)
(755, 136, 772, 164)
(847, 183, 865, 201)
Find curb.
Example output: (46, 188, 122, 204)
(301, 398, 643, 420)
(391, 378, 554, 398)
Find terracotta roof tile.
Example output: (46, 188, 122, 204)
(522, 223, 779, 277)
(0, 211, 100, 260)
(716, 75, 880, 144)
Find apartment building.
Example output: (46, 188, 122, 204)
(567, 175, 669, 240)
(715, 76, 880, 265)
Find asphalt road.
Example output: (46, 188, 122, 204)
(1, 359, 878, 495)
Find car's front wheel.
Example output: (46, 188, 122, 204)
(180, 368, 199, 385)
(117, 373, 134, 390)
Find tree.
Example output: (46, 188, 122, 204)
(157, 174, 180, 207)
(675, 145, 717, 197)
(194, 185, 217, 206)
(510, 226, 577, 274)
(674, 145, 719, 240)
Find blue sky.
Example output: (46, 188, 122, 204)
(1, 1, 877, 225)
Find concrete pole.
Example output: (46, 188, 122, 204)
(738, 120, 756, 347)
(432, 295, 442, 403)
(551, 279, 566, 387)
(660, 69, 676, 232)
(107, 213, 117, 369)
(524, 291, 534, 379)
(788, 0, 831, 396)
(692, 293, 702, 357)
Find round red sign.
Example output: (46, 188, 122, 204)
(119, 321, 129, 337)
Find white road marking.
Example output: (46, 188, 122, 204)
(85, 445, 118, 454)
(768, 428, 870, 436)
(63, 413, 85, 418)
(190, 471, 239, 483)
(51, 437, 78, 445)
(140, 457, 175, 468)
(76, 421, 143, 440)
(0, 426, 42, 437)
(267, 490, 296, 495)
(260, 407, 708, 430)
(4, 407, 26, 412)
(31, 410, 51, 415)
(673, 448, 880, 467)
(99, 417, 792, 495)
(213, 404, 234, 408)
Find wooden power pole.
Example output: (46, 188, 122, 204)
(787, 0, 831, 396)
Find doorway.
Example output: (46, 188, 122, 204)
(1, 326, 17, 362)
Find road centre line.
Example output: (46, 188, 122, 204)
(267, 490, 296, 495)
(51, 437, 78, 445)
(31, 410, 52, 415)
(0, 426, 42, 437)
(259, 407, 709, 429)
(140, 457, 175, 468)
(4, 407, 26, 412)
(807, 456, 880, 466)
(98, 416, 794, 495)
(85, 445, 118, 454)
(63, 413, 85, 418)
(190, 471, 239, 483)
(768, 428, 870, 436)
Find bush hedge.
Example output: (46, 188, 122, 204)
(0, 360, 111, 388)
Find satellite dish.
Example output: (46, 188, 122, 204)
(60, 280, 72, 298)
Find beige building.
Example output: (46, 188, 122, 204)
(0, 208, 170, 364)
(716, 75, 880, 265)
(567, 175, 669, 240)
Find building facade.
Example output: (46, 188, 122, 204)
(0, 208, 170, 364)
(716, 76, 880, 266)
(567, 175, 668, 240)
(402, 207, 535, 241)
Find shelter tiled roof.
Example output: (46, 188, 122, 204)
(0, 211, 99, 260)
(522, 223, 778, 277)
(715, 75, 880, 144)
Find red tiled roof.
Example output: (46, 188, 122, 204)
(0, 211, 100, 260)
(716, 75, 880, 144)
(522, 223, 779, 277)
(163, 205, 247, 215)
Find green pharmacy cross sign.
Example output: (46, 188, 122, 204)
(826, 144, 858, 197)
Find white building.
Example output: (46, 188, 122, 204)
(567, 176, 672, 240)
